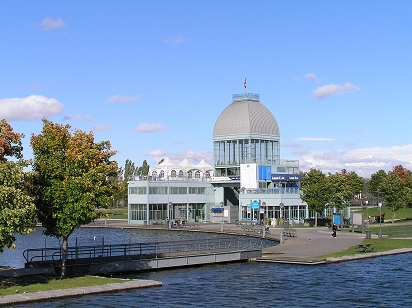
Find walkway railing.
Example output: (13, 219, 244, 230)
(388, 226, 412, 238)
(24, 237, 262, 266)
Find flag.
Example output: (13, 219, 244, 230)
(244, 78, 247, 88)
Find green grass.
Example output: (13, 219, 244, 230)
(318, 238, 412, 259)
(0, 275, 129, 297)
(97, 207, 128, 219)
(354, 205, 412, 222)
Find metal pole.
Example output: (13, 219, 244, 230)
(379, 202, 382, 238)
(279, 202, 284, 244)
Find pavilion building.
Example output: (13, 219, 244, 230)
(128, 93, 308, 225)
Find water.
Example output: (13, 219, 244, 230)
(0, 227, 274, 268)
(2, 229, 412, 307)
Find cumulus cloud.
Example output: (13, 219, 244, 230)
(63, 114, 92, 122)
(0, 95, 64, 121)
(298, 137, 336, 141)
(162, 36, 188, 44)
(39, 17, 66, 31)
(133, 123, 168, 133)
(295, 144, 412, 177)
(304, 73, 318, 82)
(106, 95, 141, 104)
(93, 125, 114, 131)
(147, 149, 167, 158)
(313, 82, 360, 99)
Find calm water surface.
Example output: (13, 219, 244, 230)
(2, 229, 412, 307)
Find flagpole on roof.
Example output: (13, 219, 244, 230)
(244, 69, 248, 96)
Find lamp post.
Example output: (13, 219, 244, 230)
(279, 202, 284, 244)
(365, 200, 369, 230)
(378, 202, 382, 238)
(220, 202, 224, 232)
(168, 202, 173, 229)
(262, 202, 266, 238)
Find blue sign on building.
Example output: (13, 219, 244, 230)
(252, 200, 259, 209)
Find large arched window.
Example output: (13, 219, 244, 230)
(171, 170, 176, 177)
(159, 170, 164, 179)
(187, 170, 192, 178)
(205, 171, 210, 178)
(195, 171, 201, 178)
(152, 171, 157, 177)
(178, 170, 184, 177)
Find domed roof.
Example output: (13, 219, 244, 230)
(213, 94, 280, 137)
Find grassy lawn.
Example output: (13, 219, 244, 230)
(318, 238, 412, 259)
(97, 207, 128, 219)
(0, 275, 129, 297)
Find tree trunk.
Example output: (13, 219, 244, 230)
(315, 212, 318, 228)
(61, 235, 69, 279)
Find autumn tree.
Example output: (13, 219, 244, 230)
(118, 159, 136, 204)
(0, 119, 36, 253)
(30, 120, 118, 278)
(300, 169, 329, 227)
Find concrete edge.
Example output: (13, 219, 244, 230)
(0, 279, 162, 306)
(326, 248, 412, 263)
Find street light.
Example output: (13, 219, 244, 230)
(168, 202, 173, 229)
(378, 202, 382, 238)
(220, 202, 224, 232)
(365, 200, 369, 230)
(279, 202, 284, 244)
(262, 202, 266, 238)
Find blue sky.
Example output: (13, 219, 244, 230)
(1, 1, 412, 177)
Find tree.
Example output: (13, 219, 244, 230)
(135, 159, 150, 177)
(378, 172, 406, 223)
(327, 170, 364, 210)
(30, 120, 118, 278)
(369, 169, 388, 197)
(0, 120, 36, 253)
(300, 169, 329, 227)
(118, 159, 136, 204)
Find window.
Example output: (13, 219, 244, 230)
(171, 170, 176, 177)
(159, 170, 164, 179)
(189, 187, 197, 194)
(205, 171, 210, 178)
(158, 187, 168, 194)
(198, 187, 206, 194)
(179, 170, 184, 177)
(179, 187, 187, 194)
(137, 187, 147, 194)
(149, 187, 159, 194)
(170, 187, 179, 194)
(152, 171, 157, 177)
(130, 204, 147, 220)
(195, 171, 200, 178)
(129, 187, 137, 195)
(187, 171, 192, 178)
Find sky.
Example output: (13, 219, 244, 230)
(1, 1, 412, 178)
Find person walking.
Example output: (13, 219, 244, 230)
(331, 222, 337, 238)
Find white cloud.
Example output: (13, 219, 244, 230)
(93, 125, 114, 131)
(162, 36, 188, 44)
(106, 95, 141, 104)
(39, 17, 66, 31)
(63, 114, 92, 122)
(296, 144, 412, 177)
(0, 95, 64, 121)
(133, 123, 168, 133)
(169, 150, 213, 164)
(299, 137, 336, 141)
(313, 82, 360, 99)
(147, 149, 167, 157)
(304, 73, 318, 82)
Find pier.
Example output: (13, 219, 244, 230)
(23, 237, 262, 276)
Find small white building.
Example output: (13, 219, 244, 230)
(128, 93, 308, 225)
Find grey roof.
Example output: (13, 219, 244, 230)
(213, 98, 280, 137)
